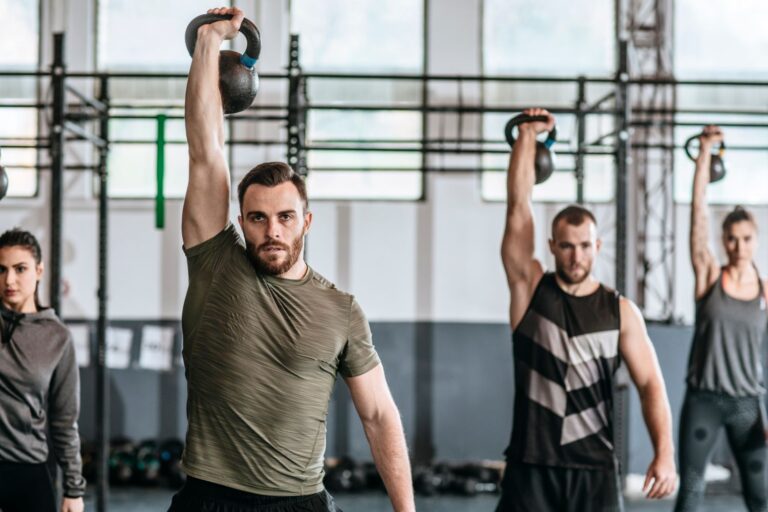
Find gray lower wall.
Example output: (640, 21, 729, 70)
(77, 321, 744, 474)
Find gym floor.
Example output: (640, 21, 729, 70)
(85, 489, 749, 511)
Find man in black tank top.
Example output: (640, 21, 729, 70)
(497, 108, 677, 512)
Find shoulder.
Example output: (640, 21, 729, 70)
(618, 297, 646, 331)
(309, 269, 350, 298)
(183, 222, 244, 257)
(34, 312, 74, 348)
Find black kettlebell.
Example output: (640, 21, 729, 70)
(185, 13, 261, 115)
(505, 114, 557, 184)
(684, 133, 726, 183)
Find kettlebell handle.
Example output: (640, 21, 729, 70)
(505, 114, 557, 149)
(684, 133, 726, 161)
(185, 14, 261, 68)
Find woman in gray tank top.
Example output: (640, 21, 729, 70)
(675, 125, 768, 512)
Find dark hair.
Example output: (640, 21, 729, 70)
(0, 228, 44, 309)
(237, 162, 308, 212)
(722, 206, 756, 234)
(551, 205, 598, 237)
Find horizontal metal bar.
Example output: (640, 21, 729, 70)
(0, 136, 47, 142)
(1, 69, 768, 88)
(305, 144, 616, 156)
(632, 120, 768, 129)
(2, 164, 101, 171)
(63, 121, 108, 148)
(633, 107, 768, 116)
(108, 102, 287, 111)
(0, 102, 47, 109)
(630, 77, 768, 87)
(308, 166, 579, 173)
(0, 143, 49, 149)
(0, 70, 49, 77)
(634, 143, 768, 151)
(66, 84, 107, 113)
(109, 139, 286, 146)
(101, 114, 287, 122)
(64, 71, 288, 80)
(302, 72, 615, 83)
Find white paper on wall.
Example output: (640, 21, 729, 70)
(106, 327, 133, 369)
(138, 325, 175, 371)
(68, 324, 90, 368)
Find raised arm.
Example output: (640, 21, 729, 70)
(346, 365, 415, 512)
(619, 298, 676, 499)
(182, 7, 244, 248)
(690, 125, 723, 299)
(501, 108, 551, 329)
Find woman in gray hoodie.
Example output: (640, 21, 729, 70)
(0, 228, 85, 512)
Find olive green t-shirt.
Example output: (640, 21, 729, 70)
(180, 224, 380, 496)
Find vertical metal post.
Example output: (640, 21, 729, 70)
(49, 33, 65, 314)
(95, 75, 110, 512)
(287, 35, 307, 177)
(575, 76, 587, 204)
(613, 38, 631, 485)
(615, 40, 630, 296)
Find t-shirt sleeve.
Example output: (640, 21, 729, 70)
(339, 297, 381, 378)
(182, 223, 243, 338)
(183, 223, 243, 275)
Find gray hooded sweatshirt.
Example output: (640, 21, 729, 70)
(0, 306, 86, 497)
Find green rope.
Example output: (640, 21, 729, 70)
(155, 114, 166, 229)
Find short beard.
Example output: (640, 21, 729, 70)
(555, 264, 590, 285)
(246, 235, 304, 276)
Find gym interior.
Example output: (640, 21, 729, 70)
(0, 0, 766, 511)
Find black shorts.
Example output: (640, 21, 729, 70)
(167, 477, 341, 512)
(495, 462, 624, 512)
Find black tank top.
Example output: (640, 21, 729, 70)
(507, 273, 621, 469)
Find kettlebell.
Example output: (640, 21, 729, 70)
(185, 13, 261, 114)
(505, 114, 557, 184)
(684, 132, 726, 183)
(0, 147, 7, 200)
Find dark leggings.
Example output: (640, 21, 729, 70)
(0, 461, 57, 512)
(675, 389, 768, 512)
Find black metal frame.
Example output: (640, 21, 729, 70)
(2, 24, 768, 508)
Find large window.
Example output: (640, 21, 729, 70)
(0, 0, 40, 198)
(291, 0, 424, 200)
(674, 0, 768, 204)
(481, 0, 616, 203)
(97, 0, 221, 198)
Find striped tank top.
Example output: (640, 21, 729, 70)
(507, 273, 621, 469)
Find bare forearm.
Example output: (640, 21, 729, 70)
(185, 30, 225, 158)
(362, 408, 414, 512)
(690, 152, 711, 267)
(639, 382, 674, 460)
(502, 129, 537, 268)
(506, 129, 537, 208)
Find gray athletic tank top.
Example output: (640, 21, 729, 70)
(686, 268, 768, 396)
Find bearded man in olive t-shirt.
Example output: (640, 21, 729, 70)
(167, 7, 414, 512)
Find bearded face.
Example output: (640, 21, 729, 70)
(238, 181, 312, 278)
(246, 233, 304, 276)
(549, 220, 600, 285)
